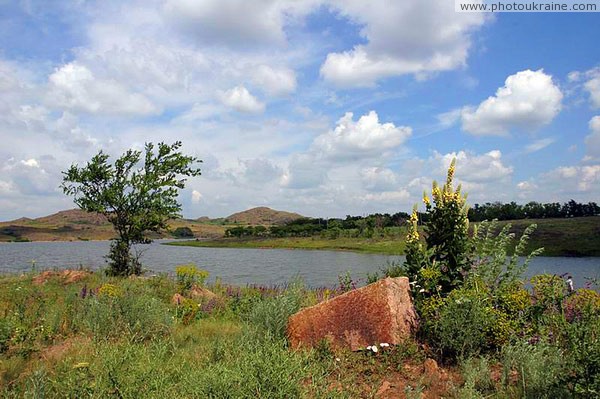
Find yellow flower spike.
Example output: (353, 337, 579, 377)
(447, 158, 456, 185)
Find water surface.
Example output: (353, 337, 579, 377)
(0, 240, 597, 288)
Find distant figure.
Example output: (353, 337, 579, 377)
(566, 275, 574, 294)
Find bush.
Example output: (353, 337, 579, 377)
(246, 283, 303, 340)
(172, 226, 194, 238)
(0, 317, 12, 353)
(501, 340, 567, 398)
(78, 292, 171, 342)
(471, 220, 543, 293)
(424, 287, 494, 360)
(175, 264, 209, 294)
(531, 274, 566, 312)
(457, 356, 495, 398)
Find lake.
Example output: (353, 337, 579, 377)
(0, 240, 598, 288)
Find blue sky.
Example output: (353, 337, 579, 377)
(0, 0, 599, 220)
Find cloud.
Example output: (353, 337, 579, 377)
(460, 69, 563, 136)
(251, 65, 297, 96)
(320, 0, 487, 87)
(544, 164, 600, 192)
(361, 190, 410, 202)
(163, 0, 301, 48)
(517, 181, 537, 191)
(281, 154, 328, 189)
(524, 137, 556, 154)
(219, 86, 265, 113)
(360, 167, 398, 191)
(47, 63, 159, 116)
(583, 69, 600, 108)
(432, 150, 513, 183)
(191, 190, 203, 204)
(584, 116, 600, 161)
(312, 111, 411, 160)
(239, 158, 283, 184)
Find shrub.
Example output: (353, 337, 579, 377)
(424, 287, 494, 360)
(531, 274, 565, 312)
(563, 288, 600, 323)
(0, 317, 12, 353)
(501, 340, 567, 398)
(457, 356, 495, 398)
(175, 264, 209, 294)
(558, 308, 600, 396)
(172, 226, 194, 238)
(246, 283, 303, 340)
(471, 220, 543, 293)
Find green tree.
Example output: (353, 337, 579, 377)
(61, 141, 201, 276)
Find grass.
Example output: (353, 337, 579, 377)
(0, 270, 467, 398)
(166, 236, 407, 254)
(495, 216, 600, 257)
(167, 216, 600, 257)
(1, 267, 598, 397)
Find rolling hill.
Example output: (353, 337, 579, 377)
(224, 207, 304, 225)
(0, 207, 305, 242)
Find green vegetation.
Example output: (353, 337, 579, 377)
(167, 236, 408, 254)
(390, 161, 600, 397)
(469, 199, 599, 221)
(169, 216, 600, 257)
(61, 141, 201, 276)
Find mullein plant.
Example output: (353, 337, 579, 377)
(404, 159, 472, 299)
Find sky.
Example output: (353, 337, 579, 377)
(0, 0, 599, 220)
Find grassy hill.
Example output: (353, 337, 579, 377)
(0, 209, 228, 242)
(224, 207, 304, 225)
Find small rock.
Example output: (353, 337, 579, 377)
(424, 358, 439, 377)
(376, 380, 392, 397)
(189, 286, 218, 301)
(171, 293, 185, 305)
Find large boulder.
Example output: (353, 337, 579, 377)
(287, 277, 417, 351)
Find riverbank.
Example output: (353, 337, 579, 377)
(168, 216, 600, 257)
(2, 268, 598, 397)
(0, 270, 458, 397)
(166, 236, 407, 255)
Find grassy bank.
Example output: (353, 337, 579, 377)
(166, 236, 407, 255)
(1, 268, 598, 398)
(0, 270, 456, 398)
(496, 216, 600, 256)
(168, 216, 600, 257)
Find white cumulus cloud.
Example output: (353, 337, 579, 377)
(360, 167, 398, 191)
(460, 69, 563, 136)
(432, 150, 513, 183)
(312, 111, 411, 160)
(251, 65, 297, 96)
(585, 116, 600, 161)
(191, 190, 203, 204)
(220, 86, 265, 113)
(47, 63, 159, 116)
(320, 0, 487, 87)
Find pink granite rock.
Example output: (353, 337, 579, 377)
(287, 277, 418, 351)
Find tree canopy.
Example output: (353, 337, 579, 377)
(61, 141, 201, 276)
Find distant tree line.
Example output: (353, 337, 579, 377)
(225, 212, 410, 239)
(224, 200, 599, 239)
(468, 199, 600, 222)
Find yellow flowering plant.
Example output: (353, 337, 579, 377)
(405, 159, 472, 298)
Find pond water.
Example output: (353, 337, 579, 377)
(0, 240, 598, 288)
